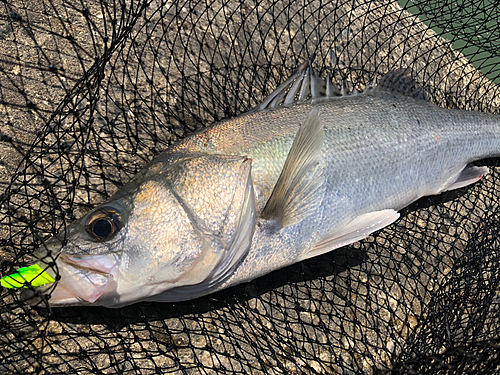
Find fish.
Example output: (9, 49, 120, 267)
(4, 55, 500, 308)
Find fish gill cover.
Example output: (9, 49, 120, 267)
(0, 0, 499, 373)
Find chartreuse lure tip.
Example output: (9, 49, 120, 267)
(1, 264, 55, 288)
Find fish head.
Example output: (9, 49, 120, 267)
(25, 153, 256, 307)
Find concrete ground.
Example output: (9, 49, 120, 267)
(1, 0, 499, 374)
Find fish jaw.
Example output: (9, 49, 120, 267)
(41, 252, 169, 307)
(45, 254, 120, 306)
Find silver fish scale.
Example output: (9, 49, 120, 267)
(172, 89, 500, 290)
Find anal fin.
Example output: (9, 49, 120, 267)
(261, 108, 324, 228)
(442, 165, 489, 192)
(298, 209, 400, 261)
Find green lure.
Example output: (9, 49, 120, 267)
(1, 264, 55, 288)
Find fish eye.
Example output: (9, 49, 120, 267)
(86, 208, 121, 241)
(93, 219, 112, 238)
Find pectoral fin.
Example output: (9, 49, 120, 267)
(298, 209, 400, 261)
(262, 108, 325, 228)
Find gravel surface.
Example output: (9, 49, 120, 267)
(1, 1, 500, 374)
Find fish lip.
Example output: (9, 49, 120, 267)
(45, 253, 118, 306)
(58, 253, 112, 277)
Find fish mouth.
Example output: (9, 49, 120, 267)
(38, 253, 118, 306)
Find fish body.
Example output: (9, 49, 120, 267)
(13, 64, 500, 307)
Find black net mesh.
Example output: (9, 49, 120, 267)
(1, 0, 500, 373)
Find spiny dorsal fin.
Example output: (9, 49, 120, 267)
(253, 54, 341, 112)
(261, 108, 325, 228)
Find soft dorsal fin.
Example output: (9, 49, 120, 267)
(261, 108, 325, 228)
(374, 68, 426, 100)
